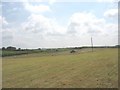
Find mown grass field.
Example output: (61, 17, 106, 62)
(2, 48, 118, 88)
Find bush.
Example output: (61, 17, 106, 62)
(70, 50, 76, 53)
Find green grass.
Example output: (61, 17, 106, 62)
(2, 48, 118, 88)
(1, 50, 43, 57)
(1, 48, 70, 57)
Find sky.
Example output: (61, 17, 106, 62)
(0, 0, 118, 49)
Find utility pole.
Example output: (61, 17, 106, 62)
(91, 37, 93, 52)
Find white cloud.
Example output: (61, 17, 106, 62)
(0, 16, 8, 25)
(104, 9, 118, 18)
(96, 0, 118, 3)
(105, 23, 118, 35)
(21, 0, 56, 4)
(0, 16, 9, 47)
(24, 2, 51, 13)
(48, 0, 56, 5)
(12, 7, 18, 11)
(1, 11, 118, 48)
(19, 12, 118, 48)
(0, 17, 15, 47)
(2, 29, 14, 47)
(66, 12, 118, 45)
(22, 14, 66, 35)
(67, 12, 106, 36)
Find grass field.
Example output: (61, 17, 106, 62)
(2, 48, 118, 88)
(1, 48, 69, 57)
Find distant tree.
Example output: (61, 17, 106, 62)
(2, 47, 6, 50)
(38, 48, 41, 50)
(115, 45, 120, 48)
(70, 50, 76, 53)
(74, 47, 82, 49)
(18, 48, 21, 51)
(6, 46, 16, 51)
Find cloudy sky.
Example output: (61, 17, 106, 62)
(1, 0, 118, 48)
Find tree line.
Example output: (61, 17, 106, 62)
(1, 45, 120, 51)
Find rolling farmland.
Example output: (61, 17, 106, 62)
(2, 48, 118, 88)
